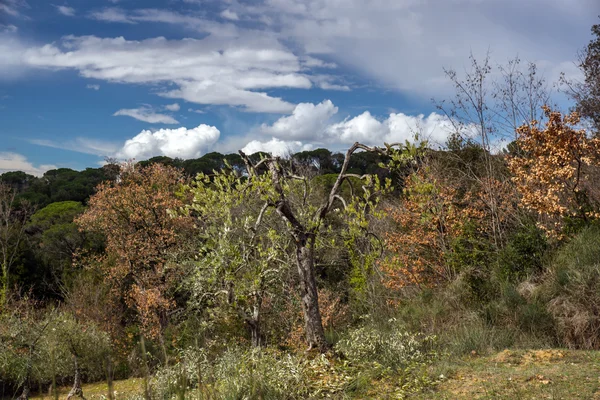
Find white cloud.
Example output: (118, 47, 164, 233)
(164, 103, 180, 111)
(54, 5, 75, 16)
(86, 84, 100, 90)
(241, 138, 312, 157)
(116, 124, 220, 160)
(259, 100, 338, 140)
(0, 152, 56, 177)
(88, 7, 136, 23)
(223, 0, 597, 97)
(255, 100, 456, 148)
(29, 137, 120, 156)
(220, 9, 239, 21)
(114, 107, 179, 124)
(188, 108, 205, 114)
(19, 34, 308, 113)
(325, 111, 455, 147)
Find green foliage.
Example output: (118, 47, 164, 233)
(45, 312, 111, 381)
(343, 175, 391, 313)
(496, 221, 547, 281)
(336, 323, 436, 371)
(183, 168, 289, 346)
(150, 347, 311, 400)
(540, 225, 600, 349)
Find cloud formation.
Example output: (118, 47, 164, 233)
(18, 34, 322, 113)
(210, 0, 597, 97)
(164, 103, 180, 112)
(242, 138, 312, 157)
(258, 100, 338, 140)
(254, 100, 456, 149)
(54, 5, 75, 16)
(116, 124, 220, 160)
(113, 107, 179, 124)
(0, 152, 56, 176)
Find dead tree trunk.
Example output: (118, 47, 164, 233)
(66, 354, 86, 400)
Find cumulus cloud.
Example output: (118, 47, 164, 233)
(116, 124, 220, 160)
(255, 100, 456, 148)
(86, 84, 100, 90)
(0, 152, 56, 176)
(325, 111, 455, 147)
(164, 103, 180, 111)
(259, 100, 338, 140)
(19, 35, 312, 113)
(241, 138, 312, 157)
(54, 5, 75, 16)
(114, 107, 179, 124)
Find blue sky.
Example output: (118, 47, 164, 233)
(0, 0, 598, 175)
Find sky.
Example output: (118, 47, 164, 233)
(0, 0, 598, 175)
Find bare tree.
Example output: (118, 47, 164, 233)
(437, 53, 549, 246)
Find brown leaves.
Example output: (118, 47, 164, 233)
(509, 107, 600, 237)
(76, 163, 194, 337)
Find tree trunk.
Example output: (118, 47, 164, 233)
(17, 384, 30, 400)
(18, 357, 32, 400)
(296, 240, 328, 352)
(1, 261, 8, 308)
(106, 354, 115, 400)
(249, 295, 261, 347)
(66, 355, 86, 400)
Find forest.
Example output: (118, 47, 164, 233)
(1, 18, 600, 400)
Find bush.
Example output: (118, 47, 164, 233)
(150, 347, 311, 400)
(335, 323, 436, 370)
(541, 226, 600, 349)
(496, 222, 548, 281)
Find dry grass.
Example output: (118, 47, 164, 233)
(418, 349, 600, 399)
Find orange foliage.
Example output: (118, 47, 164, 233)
(509, 107, 600, 237)
(76, 163, 195, 338)
(383, 170, 461, 290)
(383, 165, 518, 291)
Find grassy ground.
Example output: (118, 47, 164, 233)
(28, 378, 143, 400)
(420, 349, 600, 399)
(21, 349, 600, 399)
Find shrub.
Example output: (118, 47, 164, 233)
(541, 226, 600, 349)
(150, 347, 311, 400)
(335, 324, 436, 370)
(496, 222, 548, 281)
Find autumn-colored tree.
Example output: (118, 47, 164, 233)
(384, 145, 519, 291)
(509, 107, 600, 237)
(384, 169, 461, 290)
(76, 163, 195, 361)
